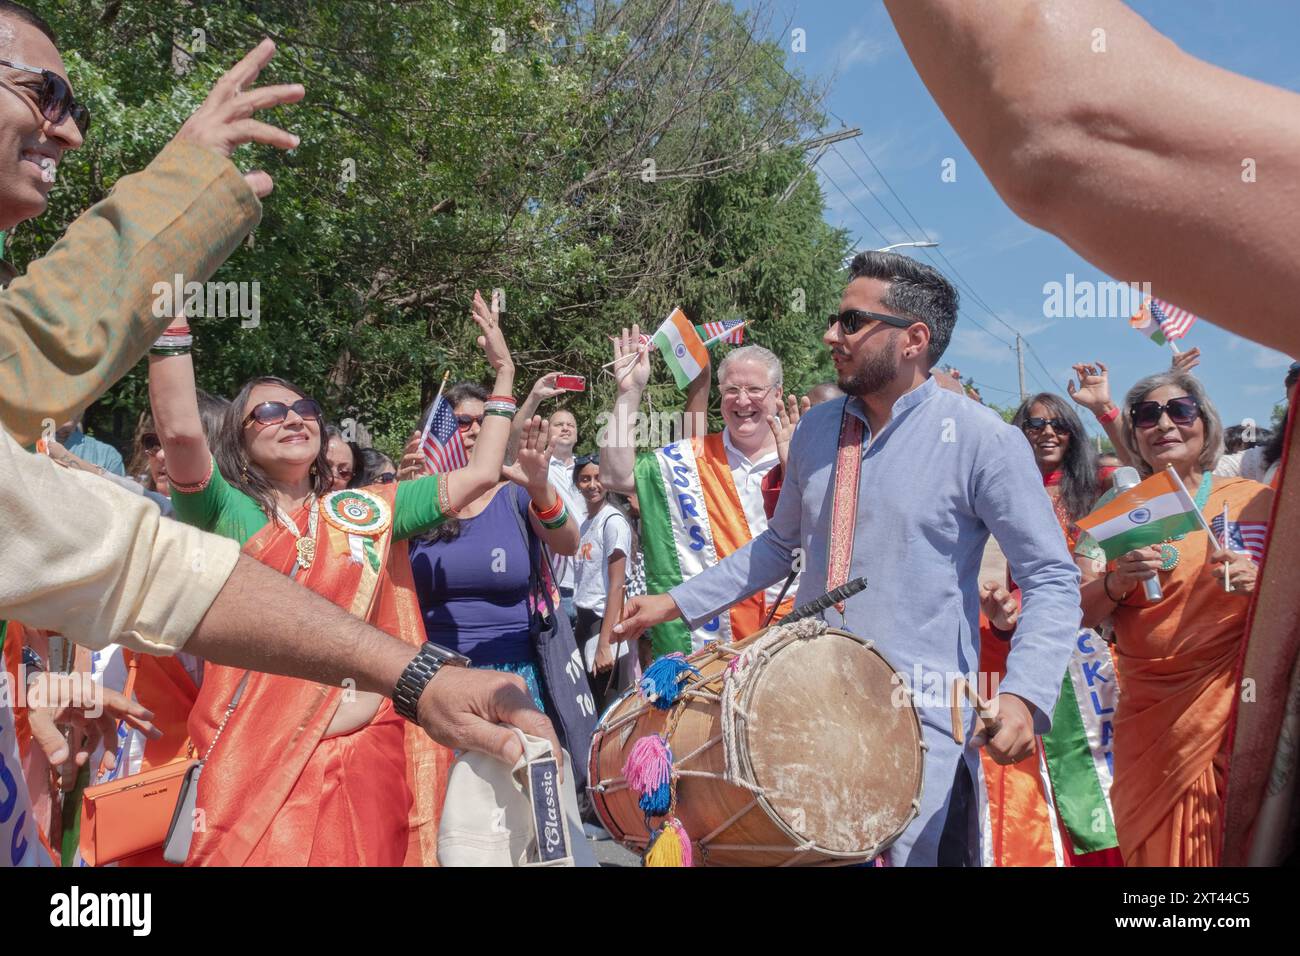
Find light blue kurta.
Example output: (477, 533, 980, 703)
(670, 377, 1082, 865)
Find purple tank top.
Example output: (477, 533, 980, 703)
(408, 484, 536, 665)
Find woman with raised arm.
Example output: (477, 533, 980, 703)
(149, 290, 522, 866)
(1073, 370, 1272, 865)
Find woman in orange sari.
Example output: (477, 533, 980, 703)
(1075, 370, 1272, 866)
(150, 292, 576, 865)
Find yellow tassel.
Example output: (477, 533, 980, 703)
(644, 823, 689, 867)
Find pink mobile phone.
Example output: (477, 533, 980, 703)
(555, 375, 586, 391)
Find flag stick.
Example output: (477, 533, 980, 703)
(1222, 501, 1232, 592)
(416, 370, 451, 471)
(1164, 464, 1221, 540)
(601, 346, 647, 371)
(1167, 339, 1181, 355)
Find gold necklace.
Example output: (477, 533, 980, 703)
(275, 494, 318, 573)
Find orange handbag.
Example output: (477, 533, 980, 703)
(78, 657, 196, 866)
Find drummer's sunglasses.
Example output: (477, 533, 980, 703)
(243, 398, 324, 428)
(827, 308, 917, 335)
(1130, 396, 1200, 429)
(0, 58, 90, 135)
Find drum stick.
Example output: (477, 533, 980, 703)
(780, 577, 869, 625)
(950, 677, 1001, 745)
(760, 568, 800, 629)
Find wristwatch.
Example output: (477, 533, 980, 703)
(392, 641, 471, 723)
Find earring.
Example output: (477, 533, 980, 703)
(241, 465, 249, 480)
(310, 464, 318, 478)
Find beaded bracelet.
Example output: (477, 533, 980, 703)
(169, 457, 214, 494)
(531, 495, 564, 522)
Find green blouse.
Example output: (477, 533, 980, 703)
(171, 460, 447, 546)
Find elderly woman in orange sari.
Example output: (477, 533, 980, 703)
(1074, 370, 1272, 866)
(149, 292, 577, 866)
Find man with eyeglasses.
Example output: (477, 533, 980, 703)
(617, 251, 1082, 866)
(600, 334, 795, 656)
(0, 3, 554, 864)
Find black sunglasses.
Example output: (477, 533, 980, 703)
(1130, 396, 1200, 429)
(1023, 417, 1072, 435)
(141, 432, 161, 454)
(575, 453, 600, 469)
(0, 58, 90, 135)
(375, 471, 397, 484)
(827, 308, 917, 336)
(243, 398, 323, 428)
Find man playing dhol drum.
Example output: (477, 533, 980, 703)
(616, 251, 1083, 866)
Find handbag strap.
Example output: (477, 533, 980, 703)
(199, 672, 250, 764)
(825, 399, 864, 614)
(508, 484, 561, 620)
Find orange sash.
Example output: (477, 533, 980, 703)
(694, 433, 793, 637)
(186, 484, 449, 866)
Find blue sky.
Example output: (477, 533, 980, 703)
(737, 0, 1295, 437)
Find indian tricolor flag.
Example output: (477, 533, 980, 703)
(1129, 298, 1168, 347)
(651, 307, 709, 390)
(1076, 469, 1201, 562)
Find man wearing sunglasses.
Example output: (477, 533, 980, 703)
(617, 251, 1082, 866)
(0, 4, 556, 854)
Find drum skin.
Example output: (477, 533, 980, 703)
(589, 627, 924, 866)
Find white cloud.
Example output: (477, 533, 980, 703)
(947, 327, 1016, 364)
(1252, 344, 1294, 370)
(832, 27, 892, 69)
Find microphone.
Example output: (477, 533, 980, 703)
(1111, 467, 1162, 603)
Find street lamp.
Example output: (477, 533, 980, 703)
(875, 241, 938, 253)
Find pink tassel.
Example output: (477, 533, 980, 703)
(623, 734, 673, 816)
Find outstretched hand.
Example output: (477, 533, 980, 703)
(27, 679, 159, 791)
(768, 393, 810, 470)
(612, 325, 651, 394)
(1171, 346, 1202, 374)
(471, 290, 513, 374)
(501, 415, 552, 489)
(172, 38, 305, 198)
(1066, 361, 1112, 413)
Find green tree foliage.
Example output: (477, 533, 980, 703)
(8, 0, 850, 459)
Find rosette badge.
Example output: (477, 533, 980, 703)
(323, 489, 392, 536)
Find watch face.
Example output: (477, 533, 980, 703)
(425, 642, 471, 667)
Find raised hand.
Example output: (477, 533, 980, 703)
(171, 39, 305, 198)
(501, 415, 552, 490)
(470, 289, 513, 374)
(612, 324, 651, 394)
(396, 430, 428, 482)
(1066, 361, 1112, 414)
(529, 372, 567, 403)
(767, 392, 811, 470)
(1171, 346, 1202, 374)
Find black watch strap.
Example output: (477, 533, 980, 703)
(393, 641, 469, 723)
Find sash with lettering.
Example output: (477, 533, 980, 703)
(1, 621, 56, 866)
(634, 432, 793, 655)
(186, 485, 450, 866)
(978, 624, 1120, 865)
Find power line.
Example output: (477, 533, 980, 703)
(819, 168, 891, 247)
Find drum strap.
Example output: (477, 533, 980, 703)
(825, 401, 864, 613)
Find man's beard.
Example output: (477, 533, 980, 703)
(837, 332, 901, 396)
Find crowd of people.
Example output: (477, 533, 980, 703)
(2, 0, 1298, 870)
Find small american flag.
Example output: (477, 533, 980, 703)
(698, 318, 746, 346)
(1210, 514, 1268, 564)
(1148, 297, 1198, 341)
(420, 394, 468, 473)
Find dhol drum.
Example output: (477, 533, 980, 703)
(589, 618, 925, 866)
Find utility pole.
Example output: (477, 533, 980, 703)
(1015, 333, 1027, 402)
(778, 127, 862, 204)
